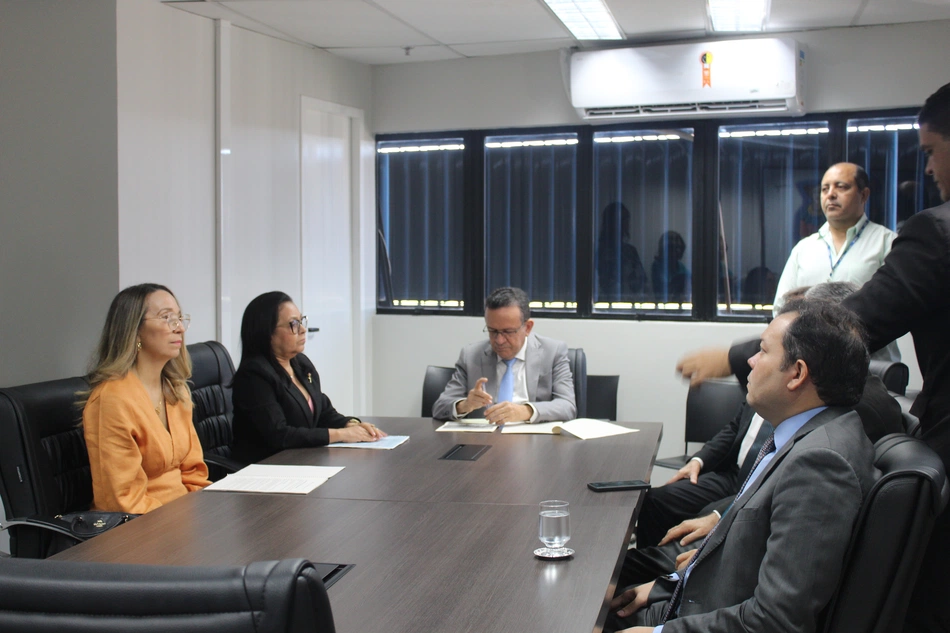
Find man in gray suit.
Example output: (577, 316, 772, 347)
(432, 287, 576, 424)
(610, 300, 876, 633)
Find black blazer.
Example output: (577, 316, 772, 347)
(230, 353, 350, 463)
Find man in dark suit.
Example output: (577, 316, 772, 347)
(635, 282, 902, 553)
(610, 301, 877, 633)
(676, 82, 950, 633)
(432, 287, 576, 424)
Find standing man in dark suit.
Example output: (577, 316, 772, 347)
(676, 82, 950, 632)
(432, 287, 576, 424)
(610, 301, 876, 633)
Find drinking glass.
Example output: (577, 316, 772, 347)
(537, 500, 572, 557)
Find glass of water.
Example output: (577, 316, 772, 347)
(537, 500, 571, 557)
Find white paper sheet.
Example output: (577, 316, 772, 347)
(328, 435, 410, 449)
(501, 418, 638, 439)
(436, 422, 497, 433)
(205, 464, 345, 494)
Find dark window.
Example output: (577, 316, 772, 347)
(847, 116, 934, 230)
(717, 121, 831, 315)
(376, 139, 465, 309)
(484, 133, 578, 311)
(592, 129, 694, 314)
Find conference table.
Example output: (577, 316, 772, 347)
(55, 417, 663, 633)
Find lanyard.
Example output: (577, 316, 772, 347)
(825, 216, 869, 279)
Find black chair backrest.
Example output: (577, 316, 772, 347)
(0, 377, 92, 523)
(868, 360, 909, 396)
(568, 347, 587, 419)
(587, 375, 619, 421)
(819, 434, 950, 633)
(188, 340, 237, 479)
(0, 557, 335, 633)
(684, 378, 745, 444)
(421, 366, 455, 418)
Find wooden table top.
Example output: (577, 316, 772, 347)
(54, 417, 663, 633)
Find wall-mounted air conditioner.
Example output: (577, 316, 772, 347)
(569, 38, 805, 120)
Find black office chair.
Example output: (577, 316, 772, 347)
(655, 378, 745, 470)
(189, 340, 244, 480)
(868, 360, 910, 396)
(568, 348, 587, 419)
(0, 557, 336, 633)
(587, 375, 620, 421)
(421, 365, 456, 418)
(819, 434, 949, 633)
(0, 376, 93, 558)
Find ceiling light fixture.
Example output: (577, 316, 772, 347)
(706, 0, 770, 32)
(542, 0, 624, 41)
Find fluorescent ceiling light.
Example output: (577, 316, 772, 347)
(706, 0, 770, 32)
(542, 0, 624, 41)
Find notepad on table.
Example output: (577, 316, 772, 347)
(328, 435, 409, 449)
(206, 464, 345, 494)
(436, 420, 497, 433)
(501, 418, 638, 439)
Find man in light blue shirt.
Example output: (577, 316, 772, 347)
(609, 300, 877, 633)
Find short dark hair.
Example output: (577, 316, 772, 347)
(778, 300, 869, 407)
(239, 291, 293, 367)
(485, 287, 530, 322)
(919, 82, 950, 138)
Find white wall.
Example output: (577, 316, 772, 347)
(116, 0, 217, 343)
(372, 20, 950, 133)
(0, 0, 120, 385)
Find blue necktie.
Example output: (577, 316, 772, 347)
(497, 359, 516, 403)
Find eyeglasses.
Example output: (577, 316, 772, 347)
(288, 316, 309, 335)
(143, 313, 191, 332)
(483, 323, 525, 340)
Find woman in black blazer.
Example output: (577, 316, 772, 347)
(230, 291, 384, 464)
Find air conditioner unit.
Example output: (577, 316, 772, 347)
(569, 38, 805, 120)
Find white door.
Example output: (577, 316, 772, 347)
(300, 100, 355, 412)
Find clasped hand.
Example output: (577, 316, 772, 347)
(457, 377, 530, 424)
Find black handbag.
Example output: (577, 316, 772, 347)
(1, 511, 139, 557)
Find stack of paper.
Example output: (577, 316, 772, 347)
(501, 418, 638, 439)
(206, 464, 344, 494)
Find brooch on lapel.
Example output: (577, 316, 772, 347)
(307, 372, 313, 384)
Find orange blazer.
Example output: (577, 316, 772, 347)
(83, 372, 210, 514)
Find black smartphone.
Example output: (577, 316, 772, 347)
(587, 480, 651, 492)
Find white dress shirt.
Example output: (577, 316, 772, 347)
(773, 215, 900, 361)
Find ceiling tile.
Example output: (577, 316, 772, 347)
(607, 0, 707, 36)
(373, 0, 569, 44)
(767, 0, 863, 29)
(219, 0, 437, 47)
(857, 0, 950, 25)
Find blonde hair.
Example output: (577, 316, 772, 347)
(81, 283, 192, 406)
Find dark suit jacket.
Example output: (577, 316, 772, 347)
(662, 408, 877, 633)
(230, 353, 350, 463)
(842, 201, 950, 469)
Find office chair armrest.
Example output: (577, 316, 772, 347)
(203, 454, 246, 475)
(1, 515, 79, 541)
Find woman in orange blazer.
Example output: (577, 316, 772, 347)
(82, 283, 210, 514)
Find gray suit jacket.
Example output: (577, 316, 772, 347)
(431, 333, 576, 422)
(661, 407, 876, 633)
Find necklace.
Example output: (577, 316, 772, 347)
(155, 398, 164, 416)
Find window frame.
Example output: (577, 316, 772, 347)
(375, 107, 921, 322)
